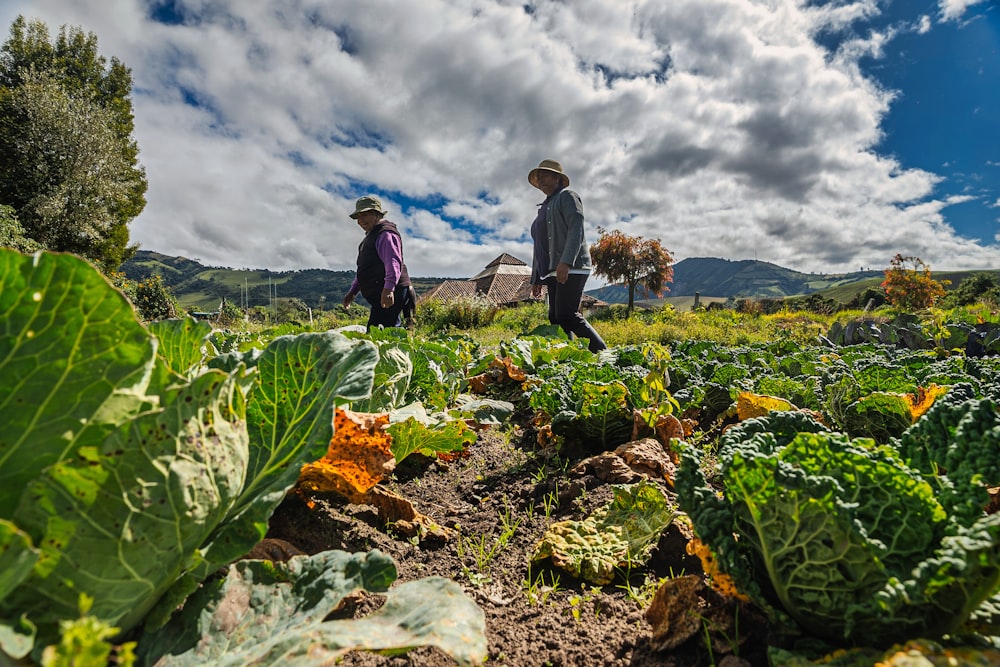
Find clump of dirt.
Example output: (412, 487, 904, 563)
(263, 426, 771, 667)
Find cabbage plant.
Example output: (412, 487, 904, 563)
(676, 410, 1000, 648)
(0, 249, 485, 666)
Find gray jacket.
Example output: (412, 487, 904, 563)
(531, 188, 592, 284)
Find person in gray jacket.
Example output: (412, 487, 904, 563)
(528, 159, 607, 353)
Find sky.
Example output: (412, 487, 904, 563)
(0, 0, 997, 281)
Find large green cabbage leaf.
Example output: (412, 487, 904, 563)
(0, 250, 380, 657)
(137, 549, 487, 667)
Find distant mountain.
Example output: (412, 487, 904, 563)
(122, 251, 924, 310)
(585, 257, 884, 303)
(121, 250, 450, 311)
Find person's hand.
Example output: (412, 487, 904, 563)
(556, 262, 570, 284)
(342, 293, 354, 309)
(531, 283, 543, 298)
(381, 288, 394, 308)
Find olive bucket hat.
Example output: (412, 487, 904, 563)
(349, 195, 387, 219)
(528, 159, 570, 189)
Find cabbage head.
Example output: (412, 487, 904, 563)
(676, 423, 1000, 647)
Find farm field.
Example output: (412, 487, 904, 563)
(4, 248, 1000, 667)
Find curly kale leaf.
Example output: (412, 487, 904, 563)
(719, 410, 828, 455)
(894, 383, 999, 526)
(677, 425, 1000, 648)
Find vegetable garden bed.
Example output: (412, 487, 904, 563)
(3, 248, 1000, 667)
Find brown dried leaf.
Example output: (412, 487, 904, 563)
(467, 373, 491, 394)
(615, 438, 677, 485)
(646, 574, 752, 656)
(645, 575, 707, 650)
(362, 485, 454, 542)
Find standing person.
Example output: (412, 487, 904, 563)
(342, 195, 415, 330)
(527, 159, 607, 353)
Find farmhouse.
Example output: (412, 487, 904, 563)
(419, 253, 536, 306)
(419, 253, 608, 311)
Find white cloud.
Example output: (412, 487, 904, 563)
(939, 0, 987, 22)
(2, 0, 999, 280)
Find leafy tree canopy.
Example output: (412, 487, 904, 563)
(0, 15, 146, 271)
(589, 228, 674, 313)
(881, 254, 948, 311)
(0, 204, 40, 253)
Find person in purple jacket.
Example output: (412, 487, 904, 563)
(341, 195, 415, 330)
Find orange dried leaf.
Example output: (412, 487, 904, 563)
(298, 408, 395, 502)
(468, 373, 490, 394)
(686, 537, 749, 601)
(654, 414, 685, 445)
(498, 356, 527, 382)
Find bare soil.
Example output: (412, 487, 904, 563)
(262, 425, 772, 667)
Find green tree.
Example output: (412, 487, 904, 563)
(0, 16, 146, 271)
(0, 204, 40, 252)
(589, 228, 674, 314)
(880, 254, 948, 311)
(940, 272, 1000, 308)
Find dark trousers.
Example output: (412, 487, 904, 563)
(544, 274, 607, 353)
(367, 284, 415, 330)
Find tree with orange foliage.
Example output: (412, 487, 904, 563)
(589, 229, 674, 314)
(880, 253, 948, 310)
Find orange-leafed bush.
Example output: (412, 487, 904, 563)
(881, 254, 948, 310)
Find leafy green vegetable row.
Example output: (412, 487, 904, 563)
(0, 249, 485, 666)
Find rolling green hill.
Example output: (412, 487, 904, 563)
(586, 257, 884, 303)
(123, 251, 994, 311)
(121, 251, 447, 312)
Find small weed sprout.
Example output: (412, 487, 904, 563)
(455, 500, 522, 587)
(616, 571, 667, 607)
(531, 465, 547, 484)
(498, 496, 522, 538)
(542, 487, 559, 523)
(522, 569, 562, 606)
(524, 498, 536, 522)
(565, 583, 603, 623)
(696, 605, 741, 663)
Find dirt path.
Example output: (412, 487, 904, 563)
(264, 426, 769, 667)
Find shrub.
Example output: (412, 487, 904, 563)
(419, 295, 500, 331)
(0, 205, 41, 253)
(881, 254, 947, 310)
(939, 272, 1000, 308)
(109, 272, 181, 321)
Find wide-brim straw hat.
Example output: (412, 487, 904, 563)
(528, 159, 570, 189)
(349, 195, 387, 219)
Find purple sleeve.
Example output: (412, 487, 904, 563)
(348, 278, 359, 296)
(376, 232, 402, 290)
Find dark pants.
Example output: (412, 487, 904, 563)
(544, 274, 607, 353)
(366, 284, 415, 330)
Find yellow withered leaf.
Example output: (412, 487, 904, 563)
(298, 408, 395, 503)
(906, 384, 948, 421)
(736, 392, 795, 421)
